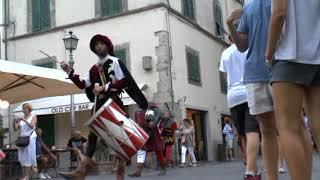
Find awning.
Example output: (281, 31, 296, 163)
(0, 60, 81, 104)
(13, 84, 148, 115)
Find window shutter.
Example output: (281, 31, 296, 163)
(187, 52, 200, 82)
(188, 0, 194, 20)
(113, 0, 123, 14)
(40, 0, 51, 30)
(101, 0, 108, 16)
(32, 0, 41, 31)
(34, 62, 54, 68)
(115, 49, 127, 66)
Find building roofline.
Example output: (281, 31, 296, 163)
(8, 3, 229, 46)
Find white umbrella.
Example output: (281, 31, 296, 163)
(0, 60, 81, 104)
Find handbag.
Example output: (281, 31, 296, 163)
(15, 120, 34, 147)
(15, 136, 31, 147)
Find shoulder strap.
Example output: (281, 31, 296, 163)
(20, 119, 35, 136)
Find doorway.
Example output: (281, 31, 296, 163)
(186, 109, 208, 161)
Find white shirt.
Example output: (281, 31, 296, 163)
(219, 44, 248, 108)
(223, 124, 234, 140)
(275, 0, 320, 64)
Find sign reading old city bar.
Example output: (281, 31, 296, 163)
(51, 103, 93, 114)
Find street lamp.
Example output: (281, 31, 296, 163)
(63, 31, 79, 129)
(63, 31, 79, 68)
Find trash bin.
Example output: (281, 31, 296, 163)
(217, 143, 226, 161)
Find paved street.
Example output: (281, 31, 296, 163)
(55, 154, 320, 180)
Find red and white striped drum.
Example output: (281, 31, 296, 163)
(84, 99, 149, 160)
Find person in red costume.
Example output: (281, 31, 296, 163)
(160, 110, 177, 167)
(128, 105, 167, 177)
(60, 34, 148, 180)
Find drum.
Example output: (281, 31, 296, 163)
(84, 99, 149, 160)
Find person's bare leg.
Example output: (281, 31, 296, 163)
(306, 86, 320, 157)
(272, 82, 310, 180)
(240, 135, 247, 164)
(277, 137, 285, 171)
(116, 158, 125, 180)
(246, 132, 260, 174)
(301, 123, 313, 180)
(256, 112, 278, 180)
(303, 86, 320, 178)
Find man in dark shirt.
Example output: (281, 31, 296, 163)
(67, 130, 87, 167)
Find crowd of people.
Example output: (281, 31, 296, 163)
(221, 0, 320, 180)
(9, 1, 319, 180)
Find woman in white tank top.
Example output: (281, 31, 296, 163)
(13, 103, 37, 180)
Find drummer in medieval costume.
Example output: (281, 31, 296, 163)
(60, 34, 149, 180)
(128, 105, 167, 177)
(159, 110, 177, 167)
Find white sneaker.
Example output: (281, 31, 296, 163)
(278, 167, 286, 173)
(45, 173, 52, 178)
(192, 163, 197, 167)
(38, 172, 47, 179)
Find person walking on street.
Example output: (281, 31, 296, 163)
(179, 118, 197, 167)
(265, 0, 320, 179)
(223, 117, 235, 160)
(227, 1, 278, 179)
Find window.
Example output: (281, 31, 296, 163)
(101, 0, 123, 16)
(114, 43, 130, 70)
(32, 0, 51, 32)
(32, 57, 57, 69)
(182, 0, 196, 20)
(114, 48, 127, 66)
(213, 1, 224, 37)
(186, 47, 201, 85)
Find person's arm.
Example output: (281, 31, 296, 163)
(219, 54, 228, 83)
(67, 139, 75, 151)
(222, 125, 228, 135)
(40, 138, 57, 160)
(60, 61, 88, 89)
(227, 9, 249, 52)
(21, 115, 37, 129)
(13, 118, 21, 131)
(265, 0, 287, 61)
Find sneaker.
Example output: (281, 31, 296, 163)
(188, 162, 192, 167)
(254, 174, 261, 180)
(243, 174, 260, 180)
(179, 163, 185, 168)
(278, 167, 286, 173)
(38, 172, 47, 179)
(45, 173, 52, 179)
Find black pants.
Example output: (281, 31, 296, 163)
(85, 132, 98, 158)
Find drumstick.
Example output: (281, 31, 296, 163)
(38, 50, 62, 64)
(93, 83, 99, 113)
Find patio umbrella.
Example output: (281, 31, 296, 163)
(0, 60, 81, 104)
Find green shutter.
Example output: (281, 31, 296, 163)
(187, 52, 200, 82)
(188, 0, 194, 20)
(107, 0, 122, 16)
(34, 62, 54, 68)
(183, 0, 194, 20)
(102, 0, 122, 16)
(101, 0, 108, 16)
(113, 0, 123, 14)
(40, 0, 51, 30)
(32, 0, 41, 31)
(115, 49, 127, 66)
